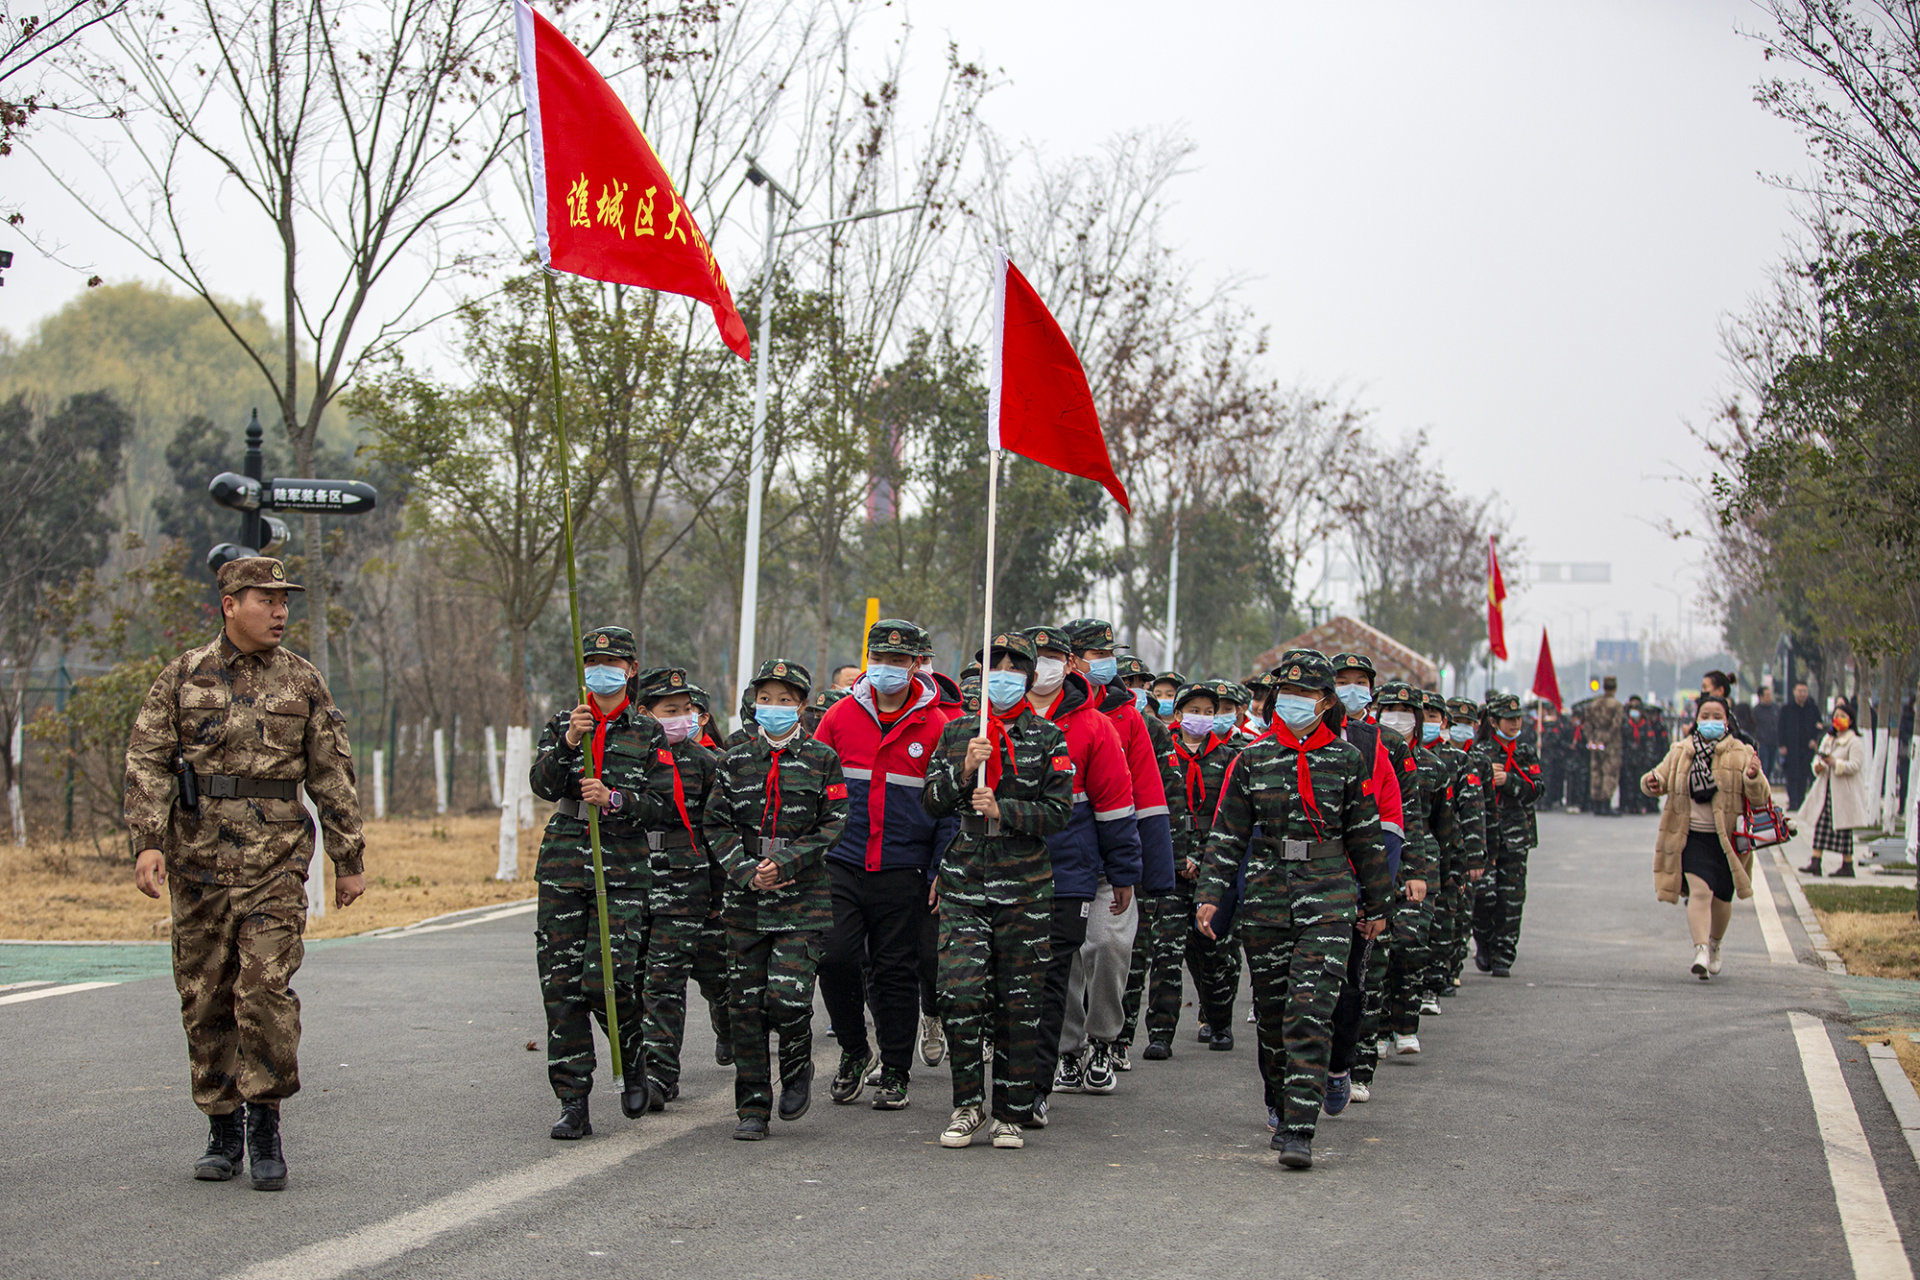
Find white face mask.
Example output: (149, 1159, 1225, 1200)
(1379, 709, 1417, 739)
(1031, 656, 1068, 697)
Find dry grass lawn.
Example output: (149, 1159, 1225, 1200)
(1815, 909, 1920, 981)
(0, 815, 537, 941)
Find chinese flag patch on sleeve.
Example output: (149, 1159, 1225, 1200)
(826, 783, 848, 800)
(1052, 755, 1073, 772)
(657, 748, 676, 764)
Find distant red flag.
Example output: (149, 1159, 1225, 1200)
(512, 1, 749, 359)
(1487, 537, 1509, 661)
(1531, 629, 1562, 709)
(988, 248, 1129, 511)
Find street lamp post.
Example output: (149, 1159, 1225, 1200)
(730, 158, 925, 726)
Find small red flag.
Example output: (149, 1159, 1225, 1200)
(512, 1, 749, 359)
(988, 249, 1129, 511)
(1531, 629, 1562, 710)
(1487, 537, 1509, 661)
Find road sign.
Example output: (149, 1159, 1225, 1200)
(205, 410, 376, 574)
(1594, 638, 1640, 666)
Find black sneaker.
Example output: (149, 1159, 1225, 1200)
(1053, 1049, 1086, 1094)
(1083, 1041, 1117, 1094)
(830, 1048, 874, 1104)
(1490, 964, 1511, 978)
(1276, 1135, 1313, 1169)
(1142, 1039, 1172, 1061)
(1022, 1096, 1050, 1130)
(1209, 1027, 1235, 1052)
(733, 1115, 769, 1141)
(1112, 1041, 1132, 1072)
(244, 1103, 288, 1191)
(193, 1109, 245, 1181)
(778, 1063, 814, 1122)
(871, 1068, 910, 1110)
(1473, 947, 1493, 973)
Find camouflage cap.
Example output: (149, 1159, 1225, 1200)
(684, 682, 712, 714)
(1201, 679, 1245, 707)
(751, 657, 813, 699)
(582, 626, 637, 661)
(1173, 682, 1217, 713)
(1153, 670, 1187, 689)
(1418, 689, 1450, 716)
(634, 666, 691, 702)
(1116, 654, 1153, 682)
(1446, 696, 1481, 723)
(1375, 679, 1420, 709)
(1486, 692, 1524, 718)
(975, 630, 1038, 670)
(1023, 625, 1071, 655)
(1269, 649, 1336, 693)
(1244, 672, 1279, 694)
(1061, 617, 1118, 653)
(866, 618, 929, 659)
(216, 556, 303, 595)
(1331, 652, 1376, 680)
(958, 675, 982, 716)
(810, 687, 849, 711)
(959, 659, 982, 682)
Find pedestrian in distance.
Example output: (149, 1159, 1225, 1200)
(1584, 677, 1625, 814)
(1640, 693, 1772, 979)
(1780, 681, 1823, 812)
(125, 556, 367, 1192)
(1751, 685, 1783, 785)
(1796, 703, 1872, 878)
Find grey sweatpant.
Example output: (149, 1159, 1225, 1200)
(1059, 879, 1139, 1055)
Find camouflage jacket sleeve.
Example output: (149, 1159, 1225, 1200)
(764, 742, 849, 883)
(301, 673, 366, 876)
(1343, 753, 1392, 920)
(1454, 749, 1488, 872)
(922, 723, 973, 821)
(124, 655, 188, 855)
(1422, 752, 1459, 872)
(529, 710, 582, 803)
(1145, 717, 1190, 835)
(1195, 753, 1252, 911)
(705, 747, 755, 887)
(1385, 734, 1433, 884)
(997, 719, 1074, 838)
(602, 717, 671, 836)
(1396, 747, 1442, 885)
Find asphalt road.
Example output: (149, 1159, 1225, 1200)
(3, 813, 1918, 1280)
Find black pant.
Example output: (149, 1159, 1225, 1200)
(818, 861, 928, 1077)
(1327, 931, 1374, 1076)
(1030, 895, 1092, 1098)
(1786, 747, 1814, 812)
(918, 905, 939, 1017)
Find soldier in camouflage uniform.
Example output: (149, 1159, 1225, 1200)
(705, 658, 849, 1140)
(127, 556, 366, 1191)
(1425, 695, 1488, 1004)
(1471, 692, 1544, 976)
(1117, 653, 1183, 1065)
(1195, 651, 1391, 1169)
(921, 633, 1074, 1148)
(1585, 677, 1625, 814)
(1380, 684, 1455, 1052)
(633, 666, 731, 1104)
(529, 626, 672, 1139)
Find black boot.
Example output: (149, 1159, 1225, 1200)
(714, 1039, 734, 1067)
(778, 1062, 814, 1122)
(193, 1109, 245, 1181)
(620, 1076, 661, 1120)
(550, 1096, 592, 1140)
(244, 1103, 287, 1192)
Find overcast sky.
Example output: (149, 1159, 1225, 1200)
(3, 0, 1810, 678)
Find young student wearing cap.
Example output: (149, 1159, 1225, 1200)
(706, 659, 849, 1140)
(1472, 693, 1543, 978)
(1149, 671, 1185, 728)
(684, 684, 725, 752)
(1117, 654, 1190, 1066)
(1420, 691, 1483, 1013)
(1434, 698, 1490, 996)
(632, 666, 730, 1105)
(812, 619, 955, 1112)
(1055, 618, 1175, 1089)
(1019, 625, 1141, 1126)
(1375, 682, 1451, 1058)
(1195, 651, 1391, 1170)
(1129, 680, 1243, 1060)
(528, 626, 673, 1139)
(922, 632, 1074, 1149)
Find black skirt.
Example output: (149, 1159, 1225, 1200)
(1680, 828, 1735, 903)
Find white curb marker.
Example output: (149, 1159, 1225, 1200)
(1790, 1012, 1913, 1280)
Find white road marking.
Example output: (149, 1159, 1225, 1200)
(0, 979, 55, 993)
(1790, 1012, 1914, 1280)
(1866, 1042, 1920, 1172)
(365, 899, 538, 938)
(225, 1106, 709, 1280)
(0, 981, 116, 1006)
(1747, 854, 1796, 964)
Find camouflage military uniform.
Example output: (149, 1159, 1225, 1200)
(706, 659, 849, 1121)
(632, 669, 731, 1097)
(1120, 701, 1198, 1046)
(1350, 715, 1427, 1090)
(922, 645, 1073, 1125)
(1426, 697, 1488, 1000)
(1385, 692, 1457, 1039)
(123, 559, 365, 1115)
(529, 630, 672, 1103)
(1196, 653, 1391, 1143)
(1585, 689, 1624, 811)
(1471, 694, 1544, 972)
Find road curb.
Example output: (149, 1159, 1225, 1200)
(1866, 1041, 1920, 1172)
(1772, 848, 1849, 973)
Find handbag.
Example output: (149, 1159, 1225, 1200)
(1732, 796, 1794, 854)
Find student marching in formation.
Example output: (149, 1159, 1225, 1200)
(507, 620, 1552, 1170)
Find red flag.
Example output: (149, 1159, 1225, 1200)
(988, 249, 1129, 511)
(1531, 629, 1562, 709)
(1487, 537, 1508, 661)
(513, 1, 750, 359)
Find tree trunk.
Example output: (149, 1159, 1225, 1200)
(507, 622, 530, 728)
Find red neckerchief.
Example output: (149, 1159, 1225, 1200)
(657, 743, 695, 837)
(761, 738, 788, 838)
(588, 695, 630, 779)
(983, 703, 1027, 789)
(1269, 717, 1337, 840)
(1171, 732, 1221, 813)
(1496, 733, 1521, 778)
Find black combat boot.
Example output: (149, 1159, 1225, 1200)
(244, 1103, 287, 1191)
(620, 1076, 661, 1120)
(193, 1109, 245, 1181)
(1276, 1135, 1313, 1169)
(778, 1062, 814, 1122)
(550, 1096, 592, 1140)
(732, 1115, 770, 1141)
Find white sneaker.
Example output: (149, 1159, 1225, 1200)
(919, 1014, 947, 1067)
(1691, 944, 1711, 980)
(1350, 1081, 1372, 1103)
(990, 1119, 1025, 1149)
(1246, 1005, 1256, 1023)
(865, 1065, 884, 1086)
(1394, 1033, 1422, 1056)
(1707, 940, 1724, 976)
(940, 1105, 987, 1148)
(1419, 998, 1443, 1017)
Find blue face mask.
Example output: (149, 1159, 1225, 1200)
(1272, 694, 1321, 732)
(755, 704, 800, 737)
(1335, 684, 1373, 716)
(1449, 724, 1475, 744)
(1087, 657, 1118, 686)
(1421, 722, 1444, 745)
(1157, 698, 1176, 718)
(986, 670, 1029, 712)
(1213, 713, 1237, 736)
(584, 663, 628, 696)
(1696, 719, 1727, 740)
(866, 664, 912, 696)
(1132, 688, 1149, 713)
(1495, 727, 1519, 742)
(1244, 714, 1268, 736)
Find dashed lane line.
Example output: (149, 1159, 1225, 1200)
(1790, 1012, 1914, 1280)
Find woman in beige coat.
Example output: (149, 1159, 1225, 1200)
(1641, 695, 1772, 980)
(1796, 705, 1872, 878)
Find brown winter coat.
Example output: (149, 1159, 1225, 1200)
(1640, 734, 1773, 903)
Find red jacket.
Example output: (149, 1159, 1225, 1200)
(814, 673, 955, 874)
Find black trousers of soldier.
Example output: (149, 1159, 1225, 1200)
(1030, 895, 1092, 1097)
(819, 862, 928, 1079)
(727, 927, 823, 1119)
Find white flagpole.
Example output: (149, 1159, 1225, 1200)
(980, 243, 1009, 745)
(979, 448, 1001, 741)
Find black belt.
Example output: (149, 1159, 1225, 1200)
(1279, 838, 1345, 863)
(554, 797, 592, 819)
(202, 775, 298, 801)
(647, 830, 696, 852)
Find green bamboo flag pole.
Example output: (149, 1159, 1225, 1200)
(544, 270, 625, 1085)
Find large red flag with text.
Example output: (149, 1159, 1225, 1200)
(1487, 537, 1509, 661)
(513, 1, 749, 359)
(988, 249, 1129, 511)
(1531, 629, 1562, 709)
